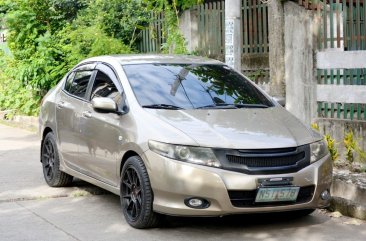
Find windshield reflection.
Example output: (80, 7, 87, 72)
(123, 64, 273, 109)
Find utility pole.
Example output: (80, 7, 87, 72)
(225, 0, 241, 72)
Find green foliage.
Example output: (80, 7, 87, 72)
(0, 53, 41, 115)
(247, 69, 268, 83)
(311, 123, 320, 131)
(344, 130, 366, 163)
(325, 134, 339, 161)
(0, 0, 201, 116)
(144, 0, 202, 54)
(59, 25, 133, 68)
(87, 0, 150, 48)
(344, 131, 356, 163)
(0, 0, 137, 116)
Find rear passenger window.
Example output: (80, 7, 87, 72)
(64, 72, 75, 93)
(66, 71, 93, 98)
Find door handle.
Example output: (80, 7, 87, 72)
(57, 101, 65, 109)
(82, 111, 92, 118)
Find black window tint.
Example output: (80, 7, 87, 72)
(68, 71, 93, 98)
(91, 70, 123, 110)
(123, 64, 273, 109)
(64, 72, 75, 93)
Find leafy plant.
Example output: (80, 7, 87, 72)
(325, 134, 339, 161)
(310, 123, 338, 162)
(144, 0, 203, 54)
(343, 130, 366, 163)
(0, 0, 137, 116)
(344, 131, 356, 163)
(311, 123, 320, 131)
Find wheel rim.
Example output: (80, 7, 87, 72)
(121, 166, 142, 221)
(42, 138, 55, 181)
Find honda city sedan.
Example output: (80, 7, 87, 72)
(39, 55, 332, 228)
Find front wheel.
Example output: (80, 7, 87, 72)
(120, 156, 162, 229)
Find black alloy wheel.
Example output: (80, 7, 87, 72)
(120, 156, 162, 229)
(41, 132, 73, 187)
(43, 137, 56, 181)
(121, 165, 143, 221)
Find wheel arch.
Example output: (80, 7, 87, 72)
(120, 150, 140, 176)
(119, 143, 148, 177)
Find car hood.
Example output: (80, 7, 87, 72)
(145, 106, 320, 149)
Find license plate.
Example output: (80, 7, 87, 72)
(255, 187, 300, 203)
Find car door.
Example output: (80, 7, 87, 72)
(78, 63, 126, 186)
(55, 65, 96, 171)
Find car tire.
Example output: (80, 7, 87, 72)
(120, 156, 162, 229)
(41, 132, 73, 187)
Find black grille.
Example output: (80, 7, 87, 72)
(228, 185, 315, 208)
(227, 152, 305, 168)
(213, 145, 310, 174)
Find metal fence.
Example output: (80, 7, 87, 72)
(197, 1, 225, 58)
(314, 0, 366, 120)
(196, 0, 269, 57)
(241, 0, 269, 54)
(137, 12, 165, 53)
(138, 1, 269, 56)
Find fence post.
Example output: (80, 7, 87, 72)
(283, 1, 320, 125)
(179, 8, 199, 52)
(225, 0, 241, 71)
(268, 0, 286, 98)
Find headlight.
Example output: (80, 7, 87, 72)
(310, 140, 328, 163)
(148, 140, 221, 168)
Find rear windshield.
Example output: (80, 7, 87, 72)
(122, 64, 273, 109)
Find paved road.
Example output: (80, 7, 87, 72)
(0, 124, 365, 241)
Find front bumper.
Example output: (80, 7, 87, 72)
(143, 150, 333, 216)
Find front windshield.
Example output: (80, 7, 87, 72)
(122, 64, 273, 109)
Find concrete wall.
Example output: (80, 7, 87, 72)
(315, 118, 366, 162)
(179, 9, 199, 53)
(283, 2, 319, 125)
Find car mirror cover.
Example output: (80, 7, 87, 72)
(91, 97, 117, 112)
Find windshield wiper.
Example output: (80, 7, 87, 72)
(196, 103, 270, 109)
(142, 104, 184, 110)
(196, 103, 238, 109)
(234, 104, 270, 108)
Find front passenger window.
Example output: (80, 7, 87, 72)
(91, 71, 123, 110)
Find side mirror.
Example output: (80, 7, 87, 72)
(273, 96, 286, 107)
(91, 97, 117, 112)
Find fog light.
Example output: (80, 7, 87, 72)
(320, 190, 331, 200)
(184, 197, 210, 209)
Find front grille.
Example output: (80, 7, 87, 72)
(228, 185, 315, 208)
(227, 152, 305, 168)
(213, 145, 310, 174)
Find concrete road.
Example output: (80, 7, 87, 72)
(0, 124, 365, 241)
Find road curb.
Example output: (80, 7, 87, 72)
(329, 172, 366, 220)
(0, 111, 38, 131)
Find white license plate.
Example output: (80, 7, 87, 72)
(255, 187, 300, 203)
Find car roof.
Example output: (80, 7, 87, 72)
(80, 54, 224, 66)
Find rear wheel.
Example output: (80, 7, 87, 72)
(41, 132, 73, 187)
(120, 156, 161, 229)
